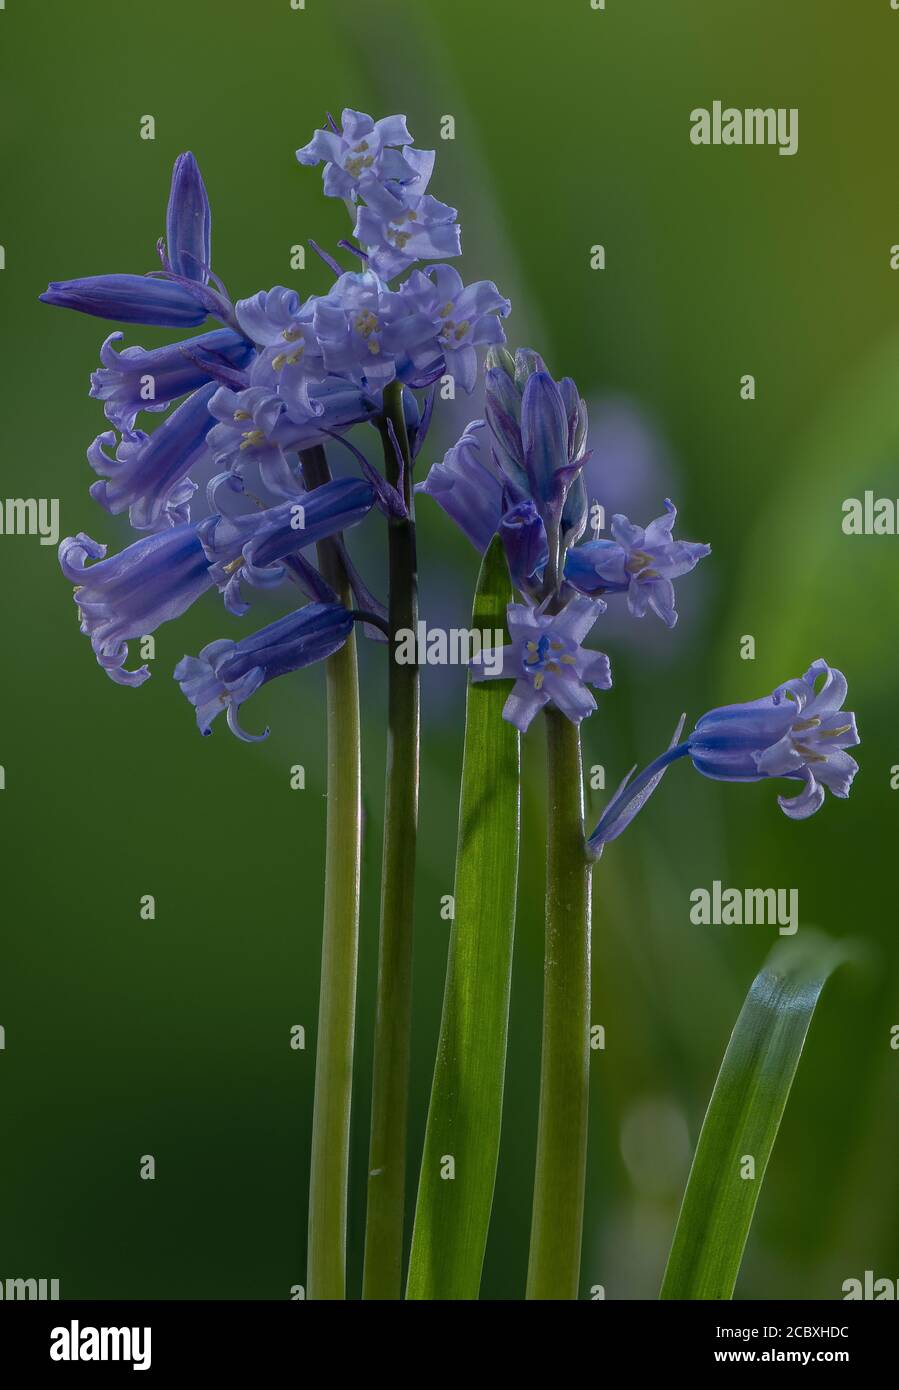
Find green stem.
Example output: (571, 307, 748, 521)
(302, 446, 362, 1301)
(362, 381, 420, 1299)
(526, 707, 593, 1300)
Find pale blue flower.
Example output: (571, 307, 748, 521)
(471, 595, 610, 732)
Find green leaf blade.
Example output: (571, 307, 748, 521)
(660, 932, 854, 1301)
(406, 537, 520, 1300)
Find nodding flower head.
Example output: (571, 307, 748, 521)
(587, 658, 860, 859)
(90, 328, 253, 433)
(688, 658, 860, 819)
(175, 603, 355, 741)
(59, 525, 213, 687)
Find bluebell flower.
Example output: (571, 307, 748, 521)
(395, 266, 510, 392)
(198, 475, 375, 614)
(88, 382, 217, 530)
(564, 500, 710, 627)
(586, 659, 860, 857)
(59, 525, 213, 687)
(414, 420, 505, 552)
(354, 179, 461, 281)
(296, 110, 425, 202)
(471, 595, 611, 732)
(236, 286, 326, 375)
(40, 273, 209, 327)
(175, 603, 355, 741)
(688, 659, 860, 817)
(207, 380, 378, 497)
(91, 328, 254, 432)
(165, 152, 212, 284)
(311, 270, 442, 392)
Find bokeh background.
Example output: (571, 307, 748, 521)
(1, 0, 897, 1299)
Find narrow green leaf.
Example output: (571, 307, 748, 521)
(406, 537, 520, 1300)
(660, 931, 855, 1301)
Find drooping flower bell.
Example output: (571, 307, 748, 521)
(175, 603, 355, 741)
(471, 595, 611, 733)
(198, 475, 375, 614)
(59, 525, 213, 687)
(586, 659, 860, 858)
(91, 328, 254, 432)
(87, 382, 218, 530)
(687, 659, 859, 817)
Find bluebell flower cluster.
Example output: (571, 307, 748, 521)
(44, 113, 509, 736)
(420, 346, 860, 829)
(418, 346, 710, 732)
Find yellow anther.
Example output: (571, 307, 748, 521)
(355, 309, 379, 337)
(439, 301, 454, 317)
(240, 429, 265, 450)
(282, 327, 302, 342)
(791, 740, 828, 763)
(533, 672, 544, 690)
(454, 321, 471, 340)
(792, 716, 821, 731)
(234, 409, 251, 421)
(822, 723, 852, 738)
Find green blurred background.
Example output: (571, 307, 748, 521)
(1, 0, 897, 1299)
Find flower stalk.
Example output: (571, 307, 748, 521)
(301, 445, 362, 1301)
(362, 380, 420, 1299)
(526, 707, 592, 1300)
